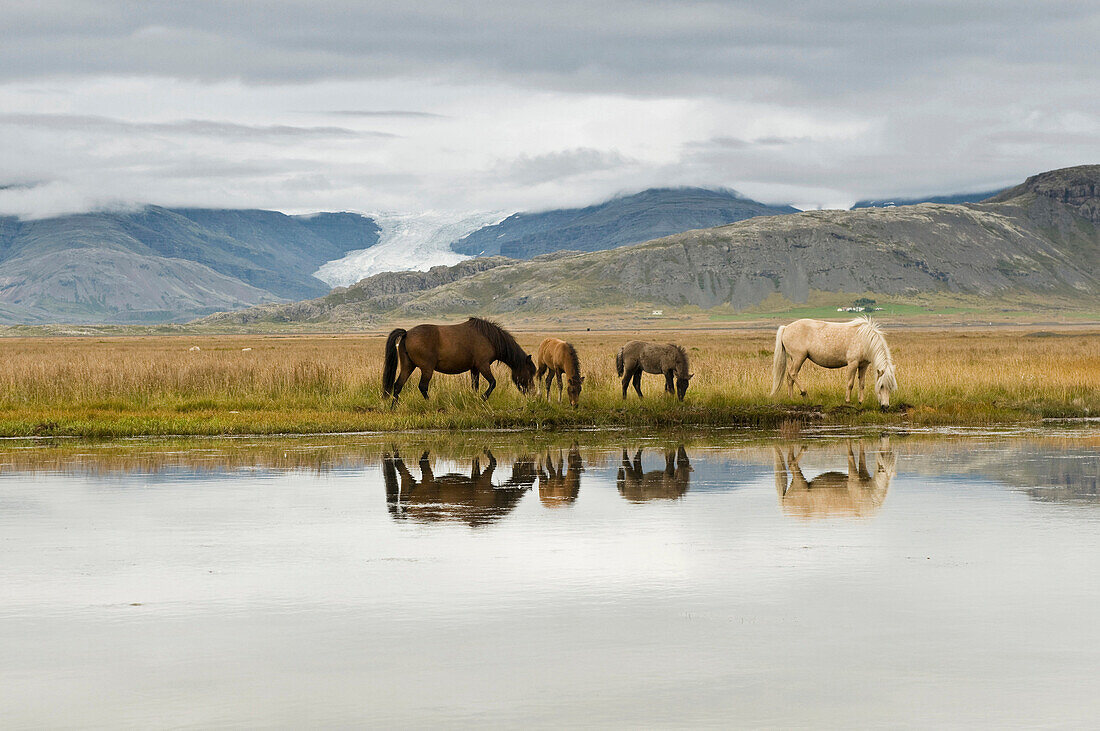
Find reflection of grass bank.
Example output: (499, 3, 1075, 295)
(0, 428, 1095, 476)
(0, 328, 1096, 438)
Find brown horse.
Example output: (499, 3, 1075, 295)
(382, 317, 536, 405)
(537, 446, 584, 507)
(381, 448, 537, 527)
(616, 341, 693, 400)
(535, 337, 584, 407)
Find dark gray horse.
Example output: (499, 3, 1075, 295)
(615, 341, 693, 400)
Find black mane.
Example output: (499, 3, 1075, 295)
(673, 344, 690, 378)
(468, 317, 529, 370)
(565, 342, 582, 383)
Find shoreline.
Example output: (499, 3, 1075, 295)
(0, 401, 1092, 440)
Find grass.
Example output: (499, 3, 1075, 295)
(0, 327, 1096, 438)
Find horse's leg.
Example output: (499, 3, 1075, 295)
(844, 362, 858, 403)
(773, 446, 791, 498)
(856, 442, 870, 480)
(391, 359, 416, 406)
(417, 366, 434, 399)
(470, 368, 480, 391)
(478, 362, 497, 400)
(664, 370, 675, 394)
(857, 363, 868, 404)
(544, 370, 555, 399)
(632, 369, 644, 398)
(535, 363, 547, 397)
(418, 451, 435, 482)
(788, 445, 807, 470)
(555, 371, 564, 403)
(482, 449, 497, 481)
(787, 353, 808, 398)
(621, 365, 632, 399)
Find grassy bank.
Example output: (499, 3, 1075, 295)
(0, 327, 1096, 438)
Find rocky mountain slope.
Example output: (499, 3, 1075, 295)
(204, 165, 1100, 324)
(451, 188, 798, 258)
(204, 256, 516, 325)
(0, 207, 379, 323)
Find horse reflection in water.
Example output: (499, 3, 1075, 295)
(382, 449, 537, 526)
(617, 445, 693, 502)
(537, 446, 584, 508)
(773, 440, 896, 518)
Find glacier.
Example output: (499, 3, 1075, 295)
(314, 211, 506, 288)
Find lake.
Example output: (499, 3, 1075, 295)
(2, 427, 1098, 728)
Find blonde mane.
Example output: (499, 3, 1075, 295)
(854, 317, 897, 393)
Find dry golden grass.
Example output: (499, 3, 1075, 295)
(0, 326, 1096, 436)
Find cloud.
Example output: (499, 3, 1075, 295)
(1, 1, 1096, 96)
(499, 148, 635, 186)
(323, 110, 446, 119)
(0, 2, 1097, 217)
(0, 113, 383, 138)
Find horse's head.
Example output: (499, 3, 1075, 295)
(567, 375, 585, 408)
(512, 354, 537, 395)
(874, 364, 897, 409)
(675, 373, 693, 401)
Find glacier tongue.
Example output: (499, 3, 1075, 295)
(314, 211, 506, 288)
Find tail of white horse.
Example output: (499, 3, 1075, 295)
(770, 325, 787, 395)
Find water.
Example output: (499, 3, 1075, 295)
(1, 429, 1098, 728)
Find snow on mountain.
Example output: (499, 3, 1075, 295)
(314, 211, 506, 287)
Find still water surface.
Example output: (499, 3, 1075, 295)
(1, 429, 1099, 728)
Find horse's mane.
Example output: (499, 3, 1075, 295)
(854, 317, 897, 391)
(671, 343, 690, 378)
(564, 341, 582, 383)
(468, 317, 528, 369)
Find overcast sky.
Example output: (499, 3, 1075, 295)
(1, 0, 1097, 218)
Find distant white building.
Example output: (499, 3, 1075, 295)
(651, 310, 663, 316)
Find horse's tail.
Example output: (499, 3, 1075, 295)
(615, 347, 625, 377)
(382, 328, 407, 397)
(770, 325, 788, 395)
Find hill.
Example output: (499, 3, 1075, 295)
(0, 207, 379, 323)
(203, 165, 1100, 325)
(451, 188, 798, 258)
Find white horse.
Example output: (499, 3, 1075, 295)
(771, 316, 897, 407)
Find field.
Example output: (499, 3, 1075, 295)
(0, 326, 1096, 438)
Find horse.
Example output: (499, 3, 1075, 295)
(382, 317, 536, 405)
(771, 316, 897, 408)
(537, 446, 584, 507)
(615, 341, 693, 400)
(773, 440, 896, 519)
(381, 448, 536, 527)
(616, 445, 693, 501)
(535, 337, 584, 407)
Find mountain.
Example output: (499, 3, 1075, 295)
(851, 189, 1006, 209)
(0, 207, 379, 323)
(205, 165, 1100, 324)
(202, 256, 516, 325)
(451, 188, 799, 259)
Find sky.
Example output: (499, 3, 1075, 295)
(1, 0, 1098, 219)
